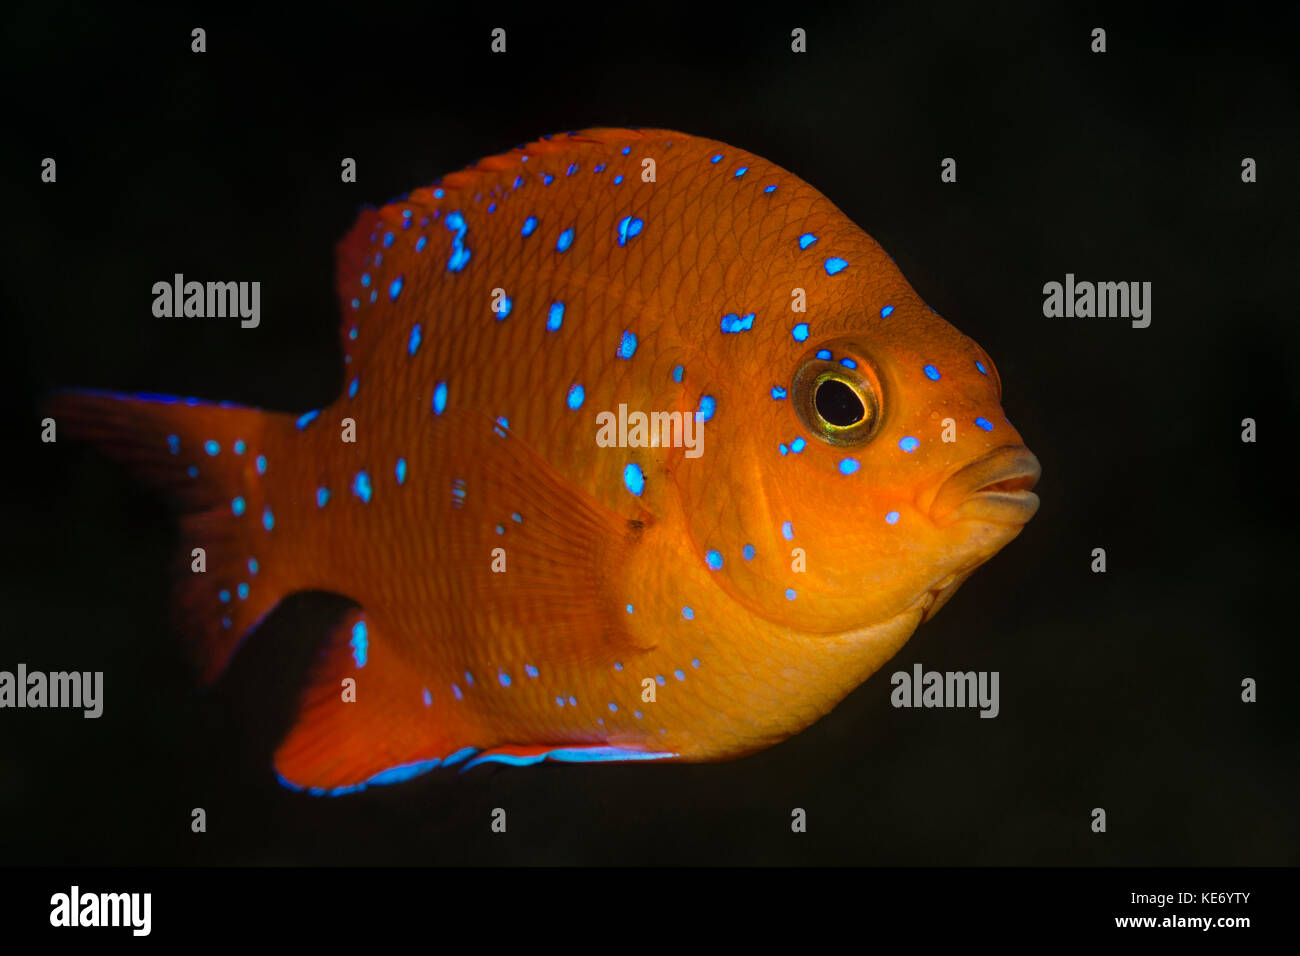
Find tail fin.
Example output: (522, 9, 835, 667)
(45, 389, 291, 683)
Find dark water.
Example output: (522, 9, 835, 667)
(2, 1, 1297, 865)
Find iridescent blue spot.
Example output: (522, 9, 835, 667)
(764, 184, 777, 193)
(522, 216, 538, 237)
(792, 323, 809, 342)
(408, 324, 422, 355)
(672, 365, 684, 383)
(433, 188, 445, 198)
(453, 684, 463, 701)
(218, 590, 230, 603)
(433, 381, 448, 415)
(220, 617, 231, 630)
(350, 324, 359, 338)
(621, 146, 632, 156)
(825, 257, 848, 275)
(697, 395, 716, 422)
(295, 410, 319, 430)
(976, 360, 988, 374)
(513, 176, 524, 189)
(790, 437, 806, 454)
(494, 416, 508, 436)
(975, 417, 994, 432)
(495, 524, 504, 535)
(735, 166, 749, 177)
(899, 436, 920, 453)
(566, 163, 578, 176)
(743, 544, 756, 561)
(383, 232, 394, 248)
(499, 670, 512, 687)
(395, 458, 407, 484)
(237, 582, 249, 601)
(495, 295, 513, 320)
(568, 695, 577, 707)
(556, 227, 575, 252)
(839, 458, 861, 475)
(613, 174, 624, 184)
(594, 163, 606, 173)
(923, 364, 940, 381)
(204, 440, 220, 456)
(710, 154, 722, 164)
(616, 216, 644, 246)
(316, 487, 329, 508)
(617, 330, 638, 359)
(231, 496, 246, 516)
(779, 443, 789, 455)
(682, 606, 695, 620)
(881, 305, 895, 318)
(262, 507, 274, 531)
(567, 384, 585, 410)
(369, 290, 377, 303)
(614, 661, 624, 670)
(782, 521, 794, 540)
(351, 298, 360, 309)
(798, 233, 818, 250)
(543, 173, 554, 185)
(771, 386, 787, 400)
(233, 440, 246, 455)
(692, 658, 701, 668)
(623, 462, 644, 496)
(720, 312, 755, 333)
(349, 623, 367, 668)
(706, 550, 723, 570)
(625, 604, 634, 614)
(348, 377, 359, 399)
(525, 664, 539, 678)
(554, 695, 564, 707)
(885, 511, 900, 525)
(445, 211, 471, 272)
(388, 276, 403, 300)
(785, 589, 797, 600)
(415, 236, 427, 252)
(187, 466, 199, 478)
(608, 702, 618, 713)
(361, 273, 371, 288)
(465, 672, 475, 687)
(423, 688, 432, 707)
(353, 471, 372, 503)
(654, 675, 666, 687)
(255, 455, 267, 475)
(248, 558, 259, 575)
(547, 301, 565, 331)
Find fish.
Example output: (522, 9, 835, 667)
(48, 128, 1040, 795)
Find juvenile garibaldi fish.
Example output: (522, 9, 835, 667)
(50, 128, 1040, 794)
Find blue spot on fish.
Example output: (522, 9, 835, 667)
(351, 620, 368, 668)
(825, 257, 848, 275)
(567, 384, 585, 409)
(706, 550, 723, 570)
(975, 417, 994, 432)
(839, 458, 860, 475)
(547, 301, 565, 331)
(771, 386, 787, 400)
(924, 364, 940, 381)
(697, 395, 716, 422)
(316, 487, 329, 508)
(255, 455, 267, 475)
(262, 507, 274, 531)
(231, 496, 245, 516)
(792, 323, 809, 342)
(743, 544, 756, 561)
(617, 330, 638, 359)
(409, 324, 422, 355)
(296, 410, 319, 430)
(720, 312, 755, 333)
(798, 233, 818, 250)
(885, 511, 900, 524)
(616, 216, 644, 246)
(672, 365, 684, 383)
(522, 216, 538, 237)
(899, 436, 920, 453)
(433, 382, 448, 415)
(353, 471, 372, 503)
(623, 463, 645, 496)
(881, 305, 894, 318)
(556, 227, 575, 252)
(204, 440, 219, 456)
(782, 521, 793, 541)
(396, 458, 407, 484)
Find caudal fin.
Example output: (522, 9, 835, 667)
(45, 389, 291, 682)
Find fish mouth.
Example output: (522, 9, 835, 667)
(929, 445, 1041, 526)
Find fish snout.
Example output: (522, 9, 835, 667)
(930, 445, 1041, 526)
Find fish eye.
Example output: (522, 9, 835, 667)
(792, 354, 880, 446)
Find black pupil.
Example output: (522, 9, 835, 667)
(815, 378, 865, 427)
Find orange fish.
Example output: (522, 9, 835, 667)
(50, 128, 1040, 794)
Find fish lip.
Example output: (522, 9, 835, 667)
(929, 445, 1041, 526)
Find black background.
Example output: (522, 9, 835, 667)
(2, 1, 1297, 866)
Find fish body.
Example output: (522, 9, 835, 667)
(51, 129, 1040, 793)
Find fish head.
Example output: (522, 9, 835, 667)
(678, 266, 1039, 638)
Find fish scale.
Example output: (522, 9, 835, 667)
(48, 128, 1039, 793)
